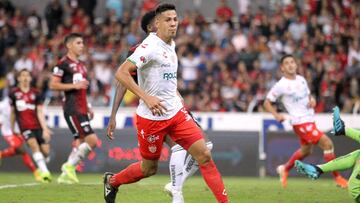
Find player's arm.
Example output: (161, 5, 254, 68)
(106, 81, 127, 140)
(9, 106, 16, 133)
(264, 84, 285, 122)
(49, 75, 88, 91)
(37, 104, 52, 142)
(115, 60, 166, 115)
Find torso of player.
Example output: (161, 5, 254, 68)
(270, 75, 315, 125)
(53, 57, 88, 115)
(9, 87, 41, 131)
(128, 33, 183, 120)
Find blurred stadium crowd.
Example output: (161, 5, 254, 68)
(0, 0, 359, 113)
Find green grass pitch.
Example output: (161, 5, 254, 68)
(0, 173, 352, 203)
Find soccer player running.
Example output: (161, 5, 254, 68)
(49, 33, 98, 184)
(9, 69, 52, 182)
(264, 54, 348, 188)
(295, 106, 360, 202)
(0, 92, 41, 181)
(106, 10, 213, 203)
(104, 4, 228, 203)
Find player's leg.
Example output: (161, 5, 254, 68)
(170, 109, 228, 203)
(61, 114, 97, 183)
(318, 134, 348, 188)
(277, 144, 312, 188)
(26, 135, 51, 183)
(103, 115, 167, 203)
(348, 158, 360, 202)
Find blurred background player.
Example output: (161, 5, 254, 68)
(49, 33, 98, 184)
(105, 10, 213, 203)
(9, 69, 52, 183)
(264, 54, 348, 188)
(295, 106, 360, 202)
(104, 4, 227, 203)
(0, 80, 40, 181)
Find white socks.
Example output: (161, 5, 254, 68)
(67, 142, 91, 166)
(169, 141, 214, 191)
(169, 144, 187, 192)
(32, 151, 49, 173)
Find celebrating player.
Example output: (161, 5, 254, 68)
(49, 33, 98, 184)
(104, 4, 228, 203)
(9, 69, 52, 183)
(264, 54, 348, 188)
(295, 106, 360, 202)
(105, 10, 213, 203)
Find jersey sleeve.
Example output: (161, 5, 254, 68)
(127, 43, 153, 69)
(52, 63, 67, 78)
(266, 82, 283, 102)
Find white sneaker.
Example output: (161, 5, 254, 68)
(172, 190, 185, 203)
(164, 182, 173, 197)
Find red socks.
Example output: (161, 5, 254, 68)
(324, 152, 340, 177)
(285, 149, 305, 171)
(110, 162, 145, 188)
(22, 153, 37, 172)
(199, 160, 228, 203)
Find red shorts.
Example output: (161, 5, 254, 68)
(293, 122, 324, 145)
(3, 135, 24, 148)
(136, 108, 204, 160)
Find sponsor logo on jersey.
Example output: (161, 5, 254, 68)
(147, 135, 160, 143)
(163, 72, 177, 80)
(148, 145, 157, 153)
(140, 56, 146, 63)
(161, 63, 171, 68)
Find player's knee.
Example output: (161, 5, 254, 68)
(195, 149, 212, 165)
(85, 134, 98, 148)
(142, 165, 158, 177)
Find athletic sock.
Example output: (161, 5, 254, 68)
(285, 149, 305, 171)
(0, 147, 16, 157)
(32, 151, 49, 173)
(67, 142, 91, 166)
(110, 162, 145, 188)
(181, 141, 214, 185)
(319, 149, 360, 173)
(22, 153, 37, 172)
(199, 160, 228, 203)
(169, 144, 187, 191)
(323, 149, 340, 177)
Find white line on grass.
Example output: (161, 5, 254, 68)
(0, 183, 39, 190)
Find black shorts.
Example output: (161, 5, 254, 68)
(64, 112, 94, 139)
(22, 129, 46, 145)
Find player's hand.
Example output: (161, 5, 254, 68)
(275, 114, 286, 123)
(308, 97, 316, 108)
(74, 80, 89, 90)
(144, 95, 167, 116)
(88, 109, 94, 120)
(106, 117, 116, 140)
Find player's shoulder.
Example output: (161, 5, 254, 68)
(296, 74, 306, 81)
(30, 87, 40, 94)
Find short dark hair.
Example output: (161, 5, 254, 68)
(64, 33, 83, 45)
(141, 10, 156, 33)
(17, 68, 31, 78)
(155, 3, 176, 16)
(280, 54, 294, 64)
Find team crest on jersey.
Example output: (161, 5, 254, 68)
(30, 94, 35, 100)
(147, 135, 159, 143)
(148, 145, 157, 153)
(163, 52, 168, 58)
(15, 92, 22, 98)
(140, 56, 146, 63)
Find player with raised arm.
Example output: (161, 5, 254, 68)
(49, 33, 98, 184)
(103, 4, 228, 203)
(105, 10, 213, 203)
(263, 54, 348, 188)
(9, 69, 52, 183)
(0, 82, 40, 181)
(295, 106, 360, 202)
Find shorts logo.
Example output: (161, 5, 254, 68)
(140, 56, 146, 63)
(148, 145, 157, 153)
(84, 126, 90, 133)
(140, 129, 145, 139)
(147, 135, 159, 143)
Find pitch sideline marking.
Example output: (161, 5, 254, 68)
(0, 183, 39, 190)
